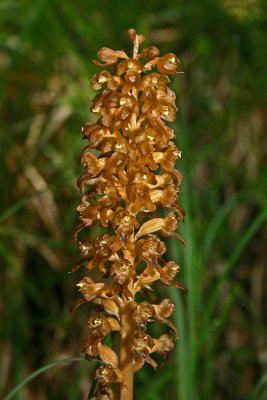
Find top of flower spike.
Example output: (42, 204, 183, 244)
(93, 28, 182, 75)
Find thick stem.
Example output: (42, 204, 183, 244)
(120, 299, 134, 400)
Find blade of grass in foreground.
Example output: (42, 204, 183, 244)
(3, 357, 88, 400)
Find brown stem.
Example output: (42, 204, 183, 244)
(120, 299, 134, 400)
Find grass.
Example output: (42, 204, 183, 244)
(3, 357, 87, 400)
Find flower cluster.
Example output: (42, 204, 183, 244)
(74, 28, 186, 400)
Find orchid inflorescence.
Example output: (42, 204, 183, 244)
(73, 28, 187, 400)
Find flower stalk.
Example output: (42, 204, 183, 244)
(73, 28, 187, 400)
(120, 300, 134, 400)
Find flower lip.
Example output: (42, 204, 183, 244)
(157, 53, 180, 74)
(95, 364, 119, 385)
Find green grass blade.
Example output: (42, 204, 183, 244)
(181, 187, 199, 400)
(135, 367, 173, 400)
(3, 357, 87, 400)
(87, 377, 98, 400)
(248, 369, 267, 400)
(204, 207, 267, 330)
(167, 285, 188, 400)
(203, 192, 246, 258)
(0, 198, 29, 225)
(201, 285, 239, 397)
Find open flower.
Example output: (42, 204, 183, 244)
(130, 333, 157, 371)
(135, 235, 166, 268)
(159, 261, 188, 293)
(91, 70, 124, 91)
(157, 53, 181, 74)
(95, 364, 121, 385)
(77, 277, 112, 301)
(111, 259, 136, 286)
(132, 301, 155, 331)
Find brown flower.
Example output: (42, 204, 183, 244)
(84, 234, 117, 274)
(95, 364, 120, 385)
(111, 259, 136, 286)
(132, 301, 155, 331)
(94, 47, 128, 67)
(153, 299, 177, 335)
(140, 46, 160, 61)
(153, 334, 174, 355)
(135, 235, 166, 268)
(157, 53, 181, 74)
(91, 70, 124, 91)
(77, 277, 112, 301)
(130, 333, 157, 371)
(159, 261, 188, 293)
(73, 28, 187, 399)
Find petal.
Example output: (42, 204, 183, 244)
(154, 299, 175, 319)
(133, 356, 144, 372)
(69, 298, 87, 316)
(145, 354, 157, 369)
(77, 278, 111, 301)
(153, 334, 175, 354)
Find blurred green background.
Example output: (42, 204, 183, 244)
(1, 0, 267, 399)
